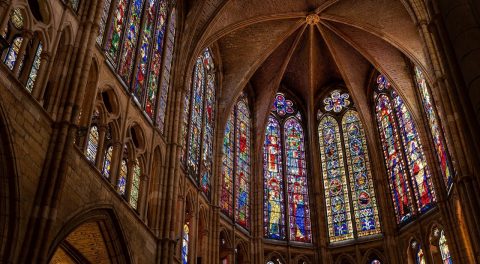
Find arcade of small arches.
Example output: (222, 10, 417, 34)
(0, 0, 479, 264)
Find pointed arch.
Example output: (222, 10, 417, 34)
(47, 207, 132, 264)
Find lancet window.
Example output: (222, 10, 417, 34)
(317, 90, 381, 243)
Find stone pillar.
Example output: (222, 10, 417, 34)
(95, 125, 107, 167)
(0, 0, 10, 33)
(436, 0, 480, 126)
(12, 30, 32, 77)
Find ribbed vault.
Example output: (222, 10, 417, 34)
(182, 0, 430, 134)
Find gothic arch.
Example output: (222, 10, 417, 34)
(362, 248, 387, 264)
(334, 254, 356, 264)
(0, 105, 19, 263)
(264, 251, 287, 264)
(47, 207, 132, 264)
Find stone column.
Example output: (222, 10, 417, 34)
(95, 124, 107, 167)
(0, 0, 10, 34)
(436, 0, 480, 126)
(12, 30, 32, 77)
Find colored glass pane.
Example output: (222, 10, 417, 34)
(324, 90, 350, 113)
(145, 0, 168, 121)
(263, 116, 286, 240)
(86, 126, 99, 163)
(414, 67, 454, 190)
(416, 244, 426, 264)
(156, 9, 176, 132)
(26, 43, 43, 92)
(235, 100, 250, 228)
(342, 111, 380, 237)
(201, 72, 215, 195)
(130, 161, 141, 209)
(10, 8, 24, 29)
(439, 230, 453, 264)
(4, 37, 23, 70)
(284, 118, 311, 242)
(97, 0, 112, 44)
(392, 90, 436, 212)
(375, 94, 414, 224)
(319, 115, 353, 242)
(272, 93, 294, 116)
(102, 146, 113, 178)
(118, 0, 144, 83)
(118, 159, 128, 195)
(105, 0, 129, 63)
(182, 224, 189, 264)
(221, 112, 234, 217)
(186, 58, 205, 175)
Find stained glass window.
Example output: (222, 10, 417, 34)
(439, 230, 452, 264)
(26, 43, 42, 92)
(324, 90, 350, 113)
(264, 93, 311, 242)
(413, 66, 454, 191)
(182, 223, 189, 264)
(130, 160, 141, 209)
(392, 89, 435, 212)
(118, 0, 145, 83)
(118, 158, 128, 195)
(105, 0, 130, 63)
(342, 111, 380, 237)
(156, 8, 177, 132)
(102, 145, 113, 178)
(318, 91, 380, 242)
(86, 126, 99, 163)
(133, 0, 157, 109)
(319, 115, 353, 242)
(374, 74, 436, 224)
(220, 97, 251, 228)
(272, 93, 294, 116)
(235, 100, 251, 228)
(183, 48, 216, 197)
(145, 0, 168, 119)
(413, 242, 426, 264)
(264, 116, 286, 240)
(284, 118, 311, 242)
(4, 37, 23, 70)
(221, 112, 234, 217)
(97, 0, 112, 44)
(201, 71, 216, 195)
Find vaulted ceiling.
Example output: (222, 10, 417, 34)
(182, 0, 429, 137)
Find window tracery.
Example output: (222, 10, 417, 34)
(318, 89, 380, 243)
(413, 66, 455, 191)
(183, 48, 216, 197)
(220, 95, 251, 229)
(99, 0, 176, 127)
(374, 74, 436, 224)
(263, 93, 312, 242)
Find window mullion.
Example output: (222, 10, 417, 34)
(280, 117, 290, 242)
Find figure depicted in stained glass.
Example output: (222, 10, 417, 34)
(264, 116, 285, 240)
(156, 8, 177, 132)
(439, 230, 453, 264)
(221, 112, 234, 217)
(183, 48, 216, 197)
(374, 73, 436, 224)
(182, 223, 189, 264)
(86, 126, 99, 163)
(106, 0, 129, 62)
(118, 158, 128, 195)
(413, 66, 454, 191)
(263, 93, 312, 242)
(103, 145, 113, 178)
